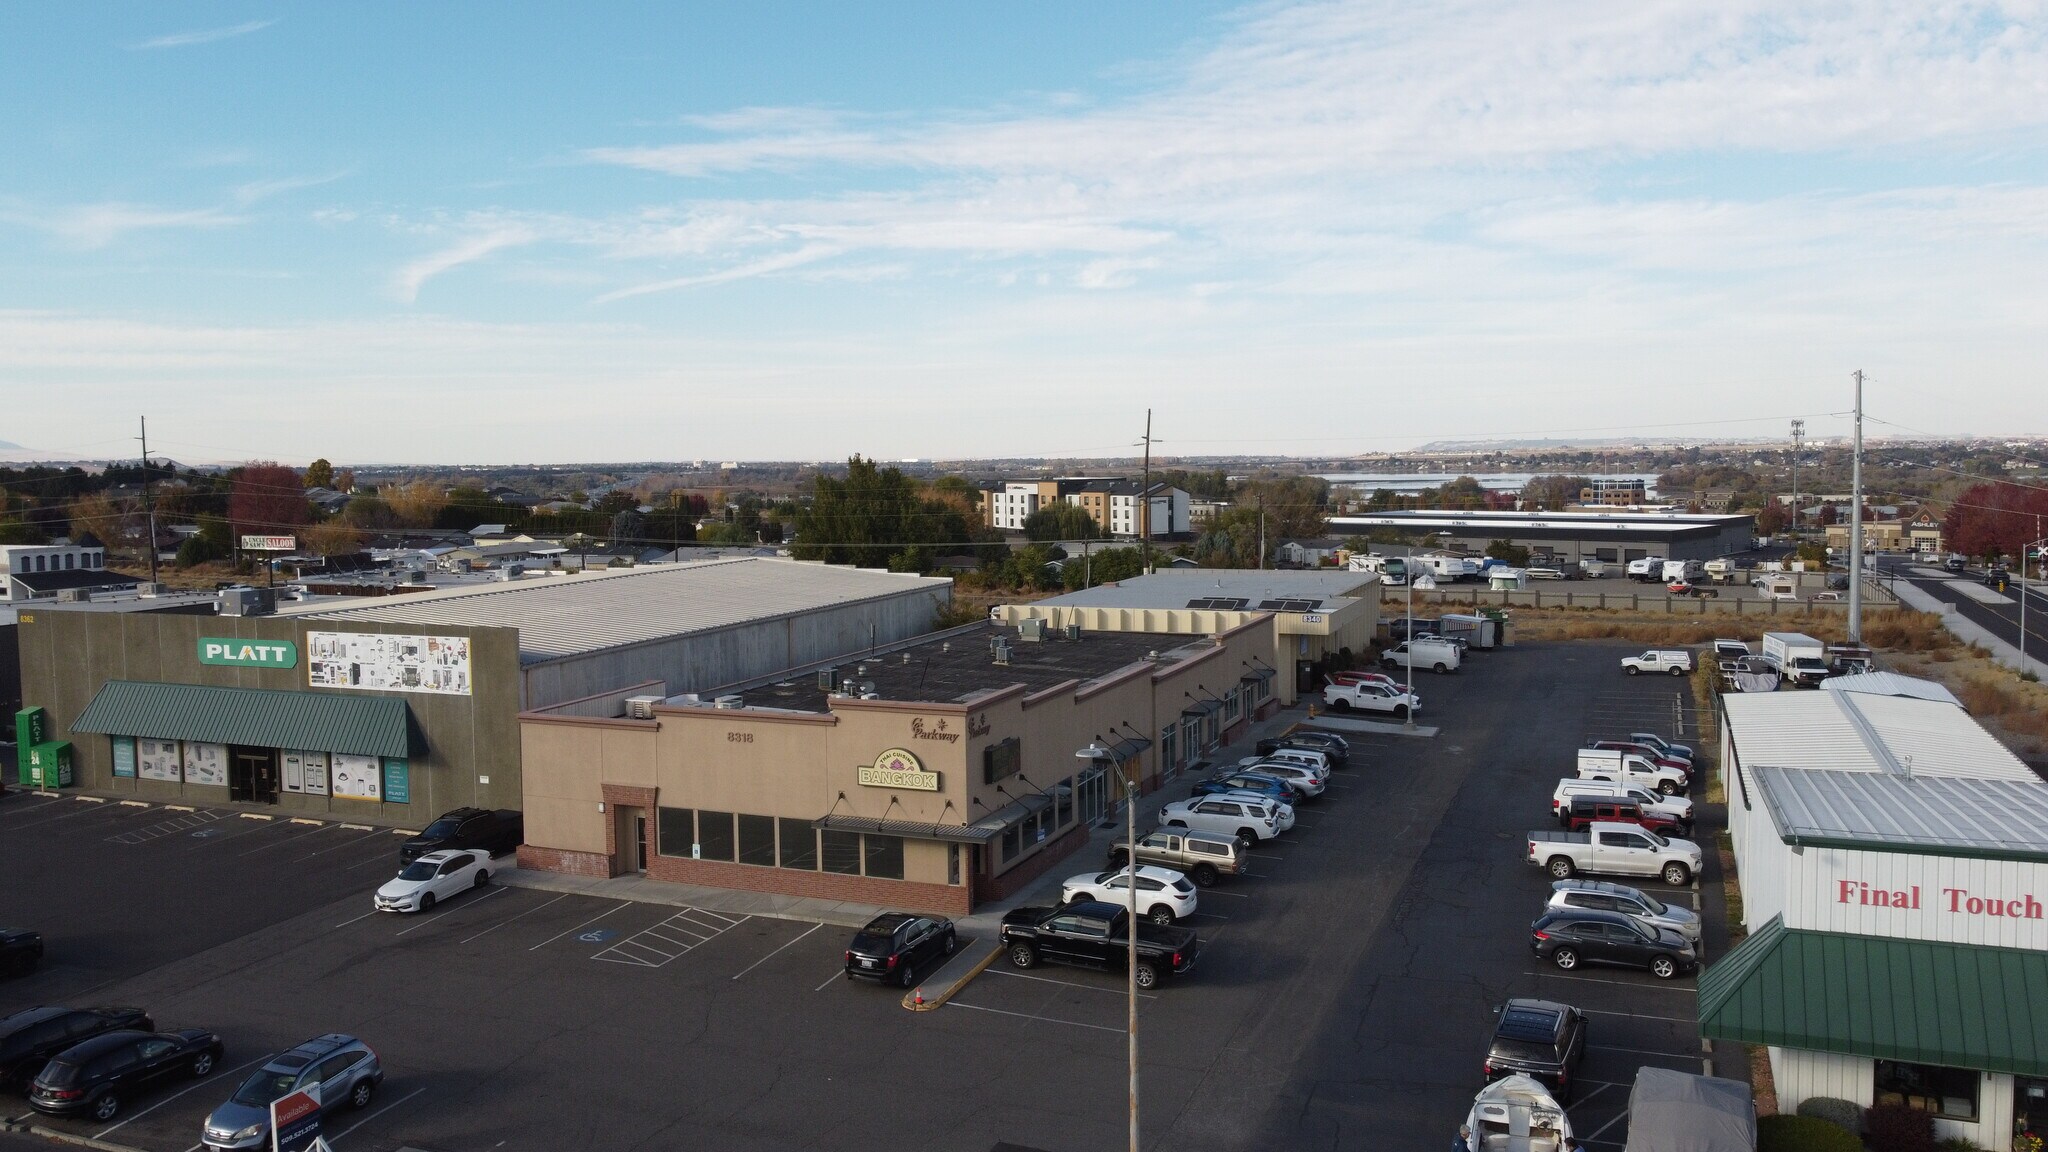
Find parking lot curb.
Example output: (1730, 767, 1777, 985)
(31, 790, 60, 798)
(0, 1118, 150, 1152)
(903, 939, 999, 1012)
(238, 811, 274, 820)
(290, 817, 324, 826)
(74, 795, 107, 803)
(163, 804, 195, 812)
(117, 799, 151, 808)
(340, 822, 375, 831)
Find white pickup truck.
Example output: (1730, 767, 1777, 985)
(1577, 748, 1689, 796)
(1526, 822, 1703, 887)
(1621, 650, 1694, 676)
(1321, 680, 1420, 718)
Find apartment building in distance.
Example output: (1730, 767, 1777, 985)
(980, 478, 1191, 538)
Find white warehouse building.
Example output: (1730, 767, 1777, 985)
(1705, 679, 2048, 1149)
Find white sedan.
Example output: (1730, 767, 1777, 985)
(374, 849, 495, 912)
(1060, 865, 1199, 924)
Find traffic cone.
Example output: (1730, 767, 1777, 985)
(913, 986, 925, 1007)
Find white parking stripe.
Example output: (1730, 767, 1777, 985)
(946, 1000, 1124, 1034)
(1577, 1007, 1697, 1025)
(984, 968, 1159, 999)
(1522, 970, 1697, 994)
(529, 901, 631, 950)
(1591, 1044, 1701, 1060)
(395, 884, 506, 935)
(591, 907, 749, 967)
(95, 1055, 269, 1137)
(732, 922, 824, 981)
(460, 892, 567, 943)
(325, 1084, 427, 1143)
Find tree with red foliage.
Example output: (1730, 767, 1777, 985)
(1941, 481, 2048, 561)
(228, 463, 312, 543)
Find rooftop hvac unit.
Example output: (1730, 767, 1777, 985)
(712, 694, 745, 709)
(1064, 622, 1082, 641)
(219, 587, 276, 617)
(406, 569, 428, 584)
(55, 588, 90, 602)
(993, 640, 1012, 666)
(860, 691, 881, 700)
(817, 667, 837, 691)
(673, 693, 701, 706)
(135, 582, 166, 597)
(624, 695, 663, 720)
(1017, 618, 1045, 642)
(497, 563, 526, 581)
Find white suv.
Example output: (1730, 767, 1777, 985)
(1160, 796, 1284, 843)
(1060, 865, 1199, 924)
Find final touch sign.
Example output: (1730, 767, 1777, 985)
(198, 638, 300, 669)
(858, 748, 940, 792)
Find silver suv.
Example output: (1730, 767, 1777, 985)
(202, 1034, 382, 1150)
(1547, 879, 1700, 942)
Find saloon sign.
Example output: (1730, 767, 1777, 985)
(198, 637, 300, 669)
(859, 748, 940, 792)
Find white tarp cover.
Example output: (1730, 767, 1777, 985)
(1623, 1067, 1755, 1152)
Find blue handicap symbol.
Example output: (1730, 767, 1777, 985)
(578, 929, 619, 944)
(191, 828, 222, 838)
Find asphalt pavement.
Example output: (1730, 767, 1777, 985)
(1875, 555, 2048, 674)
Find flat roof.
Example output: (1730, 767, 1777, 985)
(1032, 569, 1376, 612)
(1751, 766, 2048, 862)
(1330, 511, 1750, 538)
(1723, 689, 2035, 781)
(291, 558, 950, 666)
(1822, 671, 1962, 706)
(715, 620, 1215, 713)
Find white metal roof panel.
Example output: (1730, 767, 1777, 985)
(1822, 672, 1963, 706)
(1724, 691, 2035, 781)
(1752, 766, 2048, 861)
(291, 558, 950, 665)
(1033, 569, 1376, 611)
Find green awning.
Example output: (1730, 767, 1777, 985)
(71, 681, 413, 759)
(1701, 915, 2048, 1076)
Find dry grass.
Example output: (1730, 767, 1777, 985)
(1509, 606, 1955, 651)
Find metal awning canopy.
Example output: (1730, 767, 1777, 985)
(811, 814, 998, 845)
(1239, 666, 1276, 685)
(71, 680, 414, 759)
(1181, 697, 1223, 718)
(1103, 735, 1152, 762)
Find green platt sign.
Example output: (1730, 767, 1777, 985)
(197, 637, 299, 669)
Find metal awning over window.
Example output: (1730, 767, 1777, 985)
(1181, 697, 1223, 718)
(71, 680, 414, 759)
(1103, 735, 1152, 762)
(1240, 666, 1276, 685)
(810, 814, 999, 845)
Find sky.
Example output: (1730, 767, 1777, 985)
(3, 2, 2047, 466)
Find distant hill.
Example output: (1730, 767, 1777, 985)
(1412, 436, 1778, 452)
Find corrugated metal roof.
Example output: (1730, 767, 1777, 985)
(1752, 766, 2048, 862)
(1723, 690, 2035, 781)
(1823, 671, 1962, 706)
(1035, 569, 1375, 611)
(1700, 915, 2048, 1076)
(71, 680, 412, 758)
(291, 559, 950, 666)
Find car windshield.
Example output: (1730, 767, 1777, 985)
(397, 861, 438, 882)
(421, 818, 463, 839)
(37, 1060, 82, 1088)
(232, 1069, 300, 1107)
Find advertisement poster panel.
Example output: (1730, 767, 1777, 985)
(332, 753, 381, 800)
(111, 735, 137, 778)
(137, 739, 183, 782)
(307, 632, 470, 696)
(270, 1088, 320, 1152)
(184, 742, 229, 787)
(381, 758, 410, 805)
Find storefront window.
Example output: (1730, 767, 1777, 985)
(736, 815, 775, 867)
(1875, 1060, 1979, 1120)
(863, 835, 904, 880)
(820, 830, 862, 875)
(657, 807, 694, 858)
(1159, 726, 1177, 775)
(697, 811, 736, 862)
(1001, 824, 1023, 862)
(1055, 777, 1073, 827)
(778, 818, 816, 870)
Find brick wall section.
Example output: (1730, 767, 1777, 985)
(517, 844, 613, 878)
(642, 854, 972, 917)
(980, 821, 1088, 902)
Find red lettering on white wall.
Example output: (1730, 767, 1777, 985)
(1943, 888, 2046, 919)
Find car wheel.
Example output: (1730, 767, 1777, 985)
(1433, 662, 1448, 674)
(90, 1093, 119, 1122)
(1552, 947, 1579, 971)
(943, 930, 957, 956)
(1148, 906, 1176, 926)
(1133, 963, 1160, 991)
(1008, 943, 1038, 970)
(192, 1050, 216, 1077)
(1662, 862, 1694, 886)
(1237, 827, 1258, 843)
(418, 892, 435, 911)
(1393, 704, 1408, 719)
(1671, 667, 1686, 677)
(1650, 956, 1679, 980)
(899, 961, 917, 988)
(1547, 856, 1575, 879)
(1627, 666, 1641, 676)
(1329, 698, 1351, 712)
(1657, 780, 1681, 796)
(1191, 864, 1218, 888)
(1165, 820, 1188, 829)
(350, 1078, 375, 1109)
(474, 870, 489, 888)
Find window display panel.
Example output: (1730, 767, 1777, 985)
(184, 742, 228, 787)
(137, 739, 183, 781)
(331, 753, 382, 800)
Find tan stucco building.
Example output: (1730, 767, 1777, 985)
(517, 615, 1282, 914)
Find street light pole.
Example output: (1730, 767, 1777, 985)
(1404, 545, 1415, 731)
(1121, 761, 1139, 1152)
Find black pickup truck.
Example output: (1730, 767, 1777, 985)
(400, 807, 525, 864)
(999, 901, 1198, 990)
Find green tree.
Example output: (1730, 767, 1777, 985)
(793, 456, 969, 572)
(1484, 539, 1531, 565)
(1022, 503, 1101, 542)
(1232, 476, 1329, 539)
(0, 520, 50, 545)
(303, 458, 335, 489)
(1519, 474, 1591, 510)
(1062, 546, 1144, 589)
(1426, 476, 1488, 510)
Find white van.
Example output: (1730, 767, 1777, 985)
(1380, 637, 1462, 674)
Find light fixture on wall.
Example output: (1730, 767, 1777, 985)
(596, 802, 605, 813)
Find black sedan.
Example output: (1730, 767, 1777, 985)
(844, 913, 957, 988)
(30, 1028, 223, 1122)
(1531, 909, 1697, 980)
(0, 1007, 155, 1092)
(0, 929, 41, 977)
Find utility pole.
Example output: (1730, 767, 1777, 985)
(136, 417, 159, 583)
(1139, 409, 1154, 575)
(1789, 419, 1805, 540)
(1257, 494, 1265, 571)
(1848, 372, 1864, 642)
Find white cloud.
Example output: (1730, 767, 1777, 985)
(233, 172, 348, 206)
(392, 226, 538, 303)
(0, 201, 242, 249)
(590, 244, 840, 304)
(129, 19, 277, 50)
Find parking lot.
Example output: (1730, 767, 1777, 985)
(1, 640, 1732, 1152)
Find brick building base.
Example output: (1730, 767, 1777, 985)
(517, 844, 613, 878)
(978, 821, 1089, 903)
(643, 854, 972, 917)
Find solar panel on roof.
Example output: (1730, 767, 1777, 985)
(1257, 598, 1320, 612)
(1184, 597, 1250, 610)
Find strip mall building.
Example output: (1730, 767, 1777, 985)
(1705, 677, 2048, 1149)
(518, 612, 1286, 915)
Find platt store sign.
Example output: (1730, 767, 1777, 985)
(858, 748, 939, 792)
(198, 637, 300, 669)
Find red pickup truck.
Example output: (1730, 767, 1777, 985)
(1562, 796, 1684, 837)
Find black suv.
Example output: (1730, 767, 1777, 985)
(844, 913, 957, 987)
(1532, 909, 1696, 980)
(399, 808, 523, 864)
(29, 1028, 223, 1122)
(1255, 731, 1349, 768)
(0, 1007, 156, 1092)
(1483, 999, 1587, 1100)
